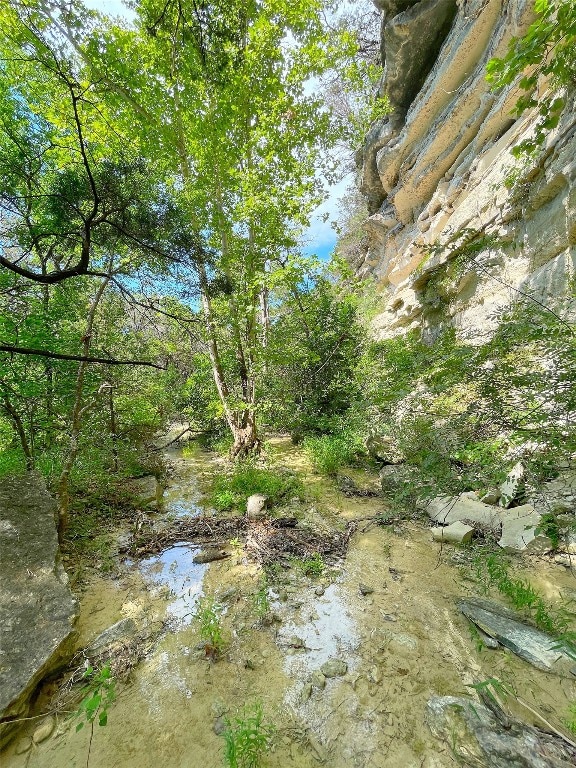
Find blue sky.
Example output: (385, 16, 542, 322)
(83, 0, 349, 262)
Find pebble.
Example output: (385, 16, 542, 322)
(300, 683, 313, 703)
(314, 586, 325, 597)
(359, 583, 374, 596)
(311, 670, 326, 690)
(14, 737, 32, 754)
(211, 700, 227, 718)
(32, 716, 55, 744)
(367, 665, 382, 684)
(320, 658, 348, 678)
(213, 716, 227, 735)
(244, 658, 257, 670)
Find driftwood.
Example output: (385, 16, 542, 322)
(130, 515, 355, 567)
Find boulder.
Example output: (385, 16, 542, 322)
(498, 505, 553, 553)
(432, 521, 475, 544)
(246, 494, 268, 519)
(458, 598, 572, 675)
(0, 474, 78, 748)
(427, 696, 576, 767)
(424, 492, 501, 527)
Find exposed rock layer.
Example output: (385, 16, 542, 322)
(0, 474, 78, 748)
(356, 0, 576, 340)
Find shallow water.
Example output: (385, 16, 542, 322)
(136, 543, 207, 626)
(3, 439, 576, 768)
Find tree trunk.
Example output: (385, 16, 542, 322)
(1, 394, 34, 471)
(229, 415, 261, 459)
(57, 276, 110, 542)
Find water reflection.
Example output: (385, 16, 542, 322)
(138, 543, 207, 626)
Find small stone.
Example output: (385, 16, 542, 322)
(480, 490, 501, 506)
(555, 553, 574, 567)
(244, 658, 257, 670)
(14, 737, 32, 754)
(211, 699, 227, 718)
(314, 586, 325, 597)
(367, 665, 382, 684)
(311, 670, 326, 690)
(432, 521, 475, 545)
(32, 716, 55, 744)
(320, 658, 348, 678)
(246, 494, 268, 519)
(213, 716, 227, 735)
(218, 586, 238, 602)
(359, 583, 374, 596)
(381, 613, 397, 622)
(289, 636, 305, 649)
(300, 683, 313, 703)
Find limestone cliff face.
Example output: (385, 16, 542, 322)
(355, 0, 576, 340)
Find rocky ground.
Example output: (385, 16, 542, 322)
(1, 438, 575, 767)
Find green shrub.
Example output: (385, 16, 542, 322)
(292, 552, 325, 577)
(222, 702, 274, 768)
(210, 462, 302, 513)
(303, 434, 359, 476)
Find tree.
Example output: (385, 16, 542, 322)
(0, 1, 192, 285)
(58, 0, 353, 456)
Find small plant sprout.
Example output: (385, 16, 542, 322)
(252, 576, 271, 620)
(230, 537, 243, 556)
(73, 664, 116, 767)
(222, 702, 275, 768)
(292, 552, 325, 578)
(196, 596, 225, 661)
(74, 664, 116, 732)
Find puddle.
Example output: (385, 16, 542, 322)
(161, 447, 215, 519)
(136, 543, 207, 626)
(276, 582, 359, 674)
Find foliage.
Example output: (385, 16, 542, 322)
(74, 664, 116, 732)
(262, 258, 367, 440)
(353, 279, 576, 507)
(472, 551, 576, 658)
(291, 552, 325, 578)
(486, 0, 576, 156)
(196, 597, 225, 659)
(566, 700, 576, 736)
(210, 462, 302, 513)
(303, 433, 361, 476)
(222, 702, 275, 768)
(252, 576, 271, 619)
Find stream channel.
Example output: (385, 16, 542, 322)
(4, 437, 576, 768)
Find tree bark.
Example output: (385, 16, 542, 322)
(57, 276, 110, 542)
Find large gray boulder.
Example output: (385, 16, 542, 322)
(427, 696, 576, 767)
(0, 474, 78, 748)
(459, 598, 572, 675)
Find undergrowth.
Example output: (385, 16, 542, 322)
(210, 461, 302, 513)
(303, 433, 362, 476)
(222, 702, 274, 768)
(472, 551, 576, 657)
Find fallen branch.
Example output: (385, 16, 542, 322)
(0, 343, 166, 369)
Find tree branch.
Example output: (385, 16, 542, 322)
(0, 343, 166, 369)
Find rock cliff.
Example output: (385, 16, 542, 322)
(355, 0, 576, 341)
(0, 474, 78, 748)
